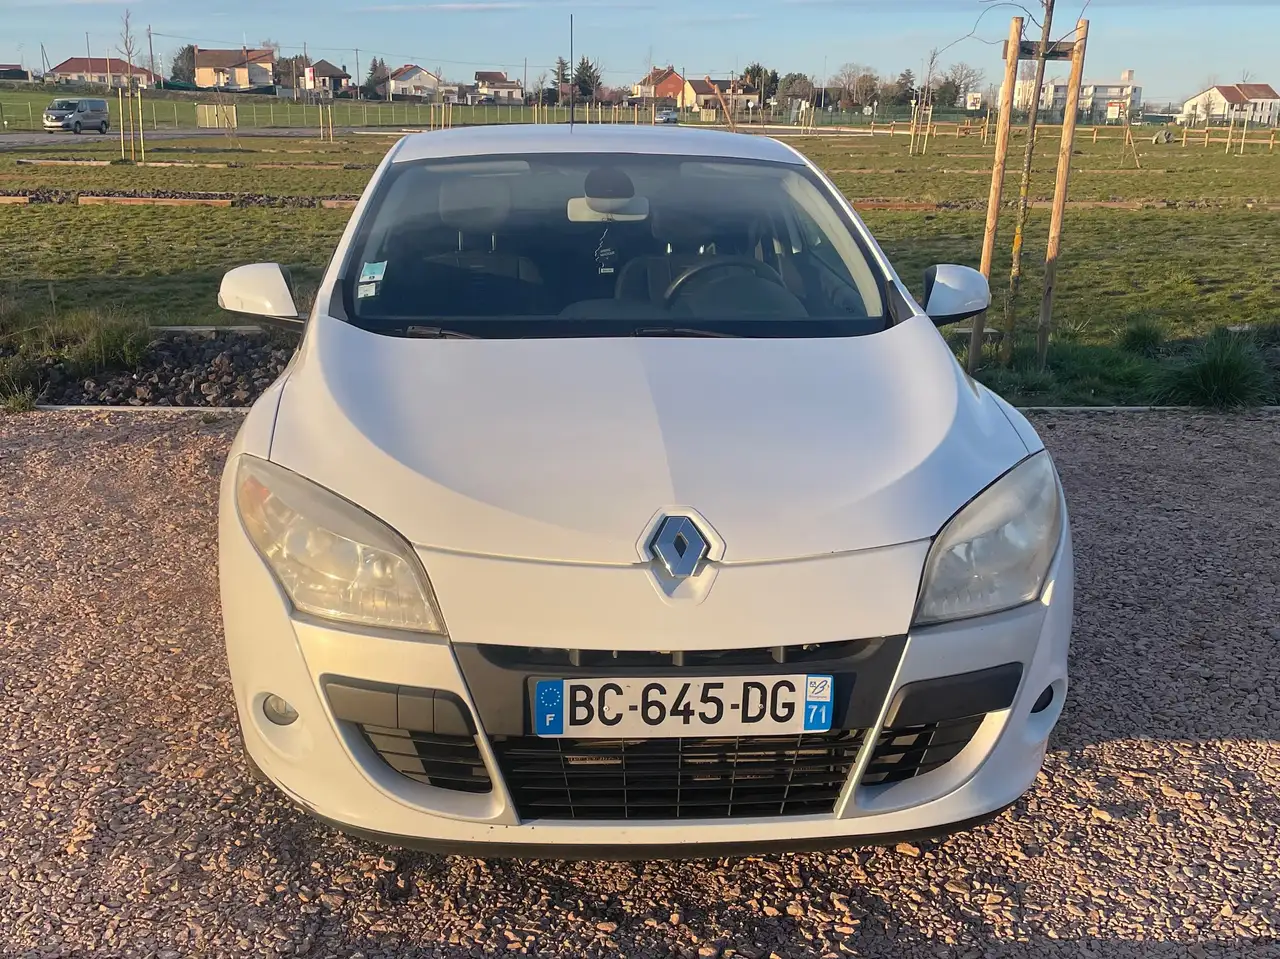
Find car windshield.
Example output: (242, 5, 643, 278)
(340, 151, 889, 338)
(50, 100, 78, 111)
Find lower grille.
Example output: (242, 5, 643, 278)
(360, 725, 492, 793)
(491, 731, 866, 820)
(861, 715, 984, 786)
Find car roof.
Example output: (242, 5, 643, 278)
(391, 124, 805, 165)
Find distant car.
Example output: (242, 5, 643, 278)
(475, 96, 496, 106)
(656, 109, 680, 124)
(217, 124, 1072, 859)
(43, 98, 110, 135)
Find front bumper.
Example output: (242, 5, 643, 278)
(220, 492, 1072, 857)
(43, 119, 73, 130)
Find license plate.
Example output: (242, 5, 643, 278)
(533, 674, 835, 738)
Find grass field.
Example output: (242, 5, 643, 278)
(2, 125, 1278, 406)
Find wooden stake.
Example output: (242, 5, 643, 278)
(969, 15, 1024, 374)
(1181, 126, 1188, 147)
(137, 87, 145, 163)
(1239, 111, 1249, 155)
(1224, 114, 1234, 154)
(1036, 19, 1089, 369)
(1092, 126, 1098, 143)
(118, 88, 125, 160)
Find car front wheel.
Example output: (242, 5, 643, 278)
(99, 121, 109, 134)
(72, 121, 82, 134)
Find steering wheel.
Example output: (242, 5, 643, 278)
(662, 257, 786, 307)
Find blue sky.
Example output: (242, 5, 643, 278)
(2, 0, 1276, 103)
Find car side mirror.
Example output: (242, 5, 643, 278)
(923, 264, 990, 327)
(218, 263, 306, 331)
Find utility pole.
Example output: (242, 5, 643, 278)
(354, 48, 360, 100)
(523, 57, 527, 103)
(999, 0, 1055, 365)
(569, 14, 575, 127)
(147, 25, 157, 88)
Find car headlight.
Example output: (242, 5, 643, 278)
(915, 452, 1063, 625)
(234, 455, 446, 634)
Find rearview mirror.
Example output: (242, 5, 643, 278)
(218, 263, 305, 330)
(923, 264, 990, 327)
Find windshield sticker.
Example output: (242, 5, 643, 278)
(357, 282, 378, 299)
(359, 261, 387, 283)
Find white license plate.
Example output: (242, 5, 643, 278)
(533, 674, 835, 738)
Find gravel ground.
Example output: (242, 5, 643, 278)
(1, 409, 1278, 959)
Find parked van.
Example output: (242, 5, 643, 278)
(43, 98, 111, 134)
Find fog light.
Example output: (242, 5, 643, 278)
(1031, 685, 1054, 714)
(263, 694, 299, 726)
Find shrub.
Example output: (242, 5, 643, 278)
(1149, 328, 1273, 409)
(1119, 317, 1165, 356)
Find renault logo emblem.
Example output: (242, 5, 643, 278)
(647, 515, 710, 579)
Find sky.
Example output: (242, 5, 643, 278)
(2, 0, 1277, 104)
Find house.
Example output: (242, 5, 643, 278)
(304, 59, 351, 95)
(0, 64, 32, 82)
(632, 65, 684, 101)
(194, 48, 275, 90)
(1179, 83, 1280, 126)
(1013, 69, 1142, 121)
(388, 64, 440, 99)
(48, 57, 156, 88)
(439, 82, 477, 104)
(681, 78, 758, 112)
(474, 70, 522, 102)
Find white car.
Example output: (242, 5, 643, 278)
(217, 124, 1072, 858)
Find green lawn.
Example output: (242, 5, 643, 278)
(1, 123, 1278, 406)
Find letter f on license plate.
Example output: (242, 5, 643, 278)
(534, 674, 836, 738)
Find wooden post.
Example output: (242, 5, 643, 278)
(968, 15, 1023, 374)
(1092, 126, 1098, 143)
(118, 89, 126, 159)
(1224, 114, 1234, 154)
(137, 87, 146, 162)
(1271, 129, 1276, 152)
(1204, 124, 1210, 147)
(1181, 126, 1188, 147)
(1036, 19, 1089, 369)
(1239, 111, 1249, 155)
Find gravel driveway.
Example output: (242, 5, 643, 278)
(2, 410, 1278, 959)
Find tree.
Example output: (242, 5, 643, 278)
(553, 57, 570, 86)
(572, 55, 601, 99)
(117, 9, 138, 77)
(364, 57, 388, 97)
(533, 70, 548, 104)
(276, 53, 311, 88)
(853, 70, 879, 107)
(945, 62, 985, 101)
(1241, 69, 1255, 83)
(882, 69, 915, 106)
(831, 62, 863, 100)
(921, 50, 940, 106)
(170, 44, 195, 83)
(933, 78, 961, 109)
(777, 71, 813, 101)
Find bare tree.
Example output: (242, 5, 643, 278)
(921, 47, 941, 105)
(945, 62, 985, 99)
(1240, 69, 1255, 83)
(831, 62, 862, 99)
(534, 70, 547, 105)
(117, 9, 137, 79)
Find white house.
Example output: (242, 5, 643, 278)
(388, 64, 440, 99)
(475, 70, 523, 102)
(1179, 83, 1280, 126)
(1013, 69, 1142, 120)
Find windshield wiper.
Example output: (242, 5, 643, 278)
(392, 325, 477, 339)
(631, 326, 740, 338)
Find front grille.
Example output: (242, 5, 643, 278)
(491, 730, 866, 820)
(474, 640, 865, 670)
(861, 715, 984, 786)
(359, 724, 492, 793)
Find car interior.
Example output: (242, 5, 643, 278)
(349, 155, 889, 333)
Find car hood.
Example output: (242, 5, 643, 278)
(269, 312, 1030, 564)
